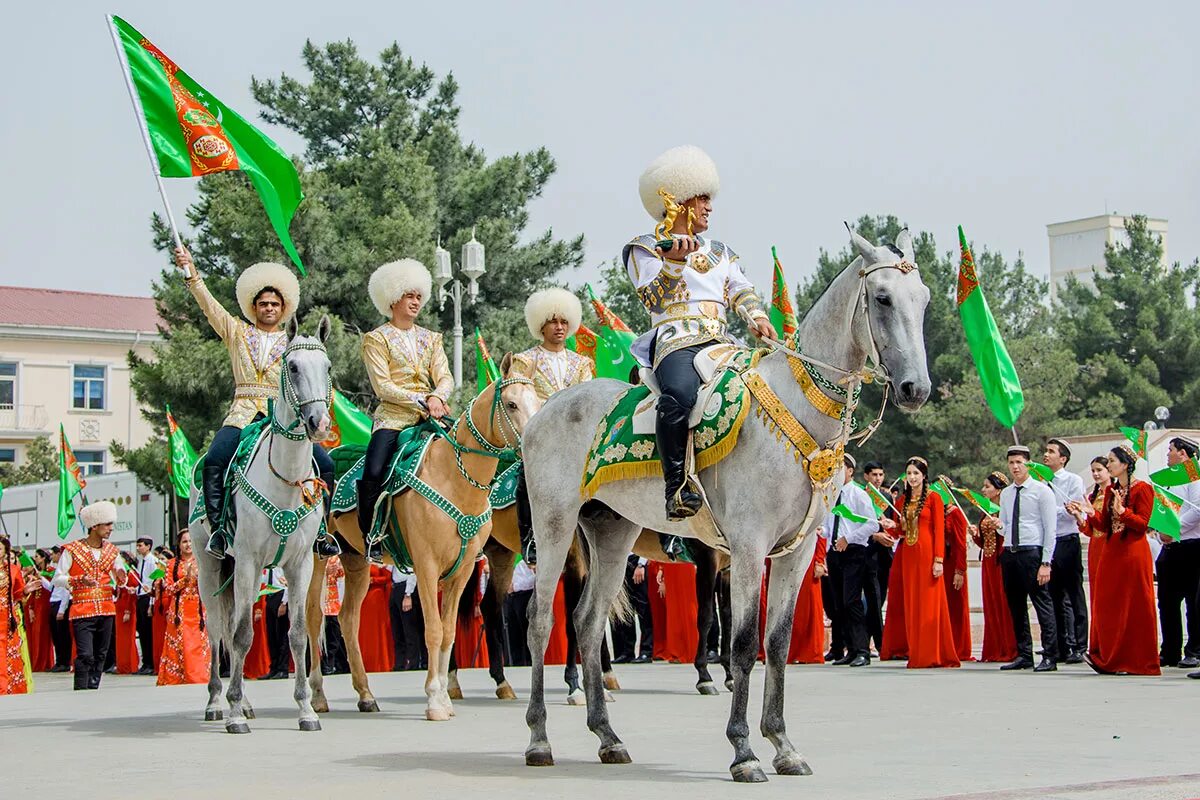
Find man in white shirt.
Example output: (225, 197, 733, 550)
(389, 565, 423, 670)
(1044, 438, 1088, 664)
(133, 537, 158, 675)
(1159, 436, 1200, 670)
(46, 547, 73, 672)
(992, 446, 1059, 672)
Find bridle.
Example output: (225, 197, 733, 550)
(267, 340, 333, 499)
(437, 376, 534, 490)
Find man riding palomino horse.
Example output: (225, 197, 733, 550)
(357, 259, 455, 561)
(623, 145, 778, 522)
(174, 246, 339, 559)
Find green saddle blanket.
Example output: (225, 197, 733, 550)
(329, 422, 437, 514)
(188, 417, 273, 529)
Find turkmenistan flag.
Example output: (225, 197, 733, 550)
(475, 327, 502, 393)
(108, 16, 305, 273)
(1150, 458, 1200, 487)
(769, 246, 799, 342)
(831, 504, 868, 524)
(165, 405, 199, 499)
(929, 479, 954, 506)
(17, 550, 35, 570)
(955, 486, 1000, 516)
(957, 226, 1023, 428)
(567, 322, 599, 363)
(328, 390, 372, 449)
(1150, 484, 1183, 541)
(1027, 461, 1056, 483)
(864, 483, 893, 517)
(585, 285, 638, 380)
(1119, 426, 1148, 460)
(58, 424, 87, 538)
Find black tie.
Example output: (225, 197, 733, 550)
(832, 493, 843, 543)
(1012, 485, 1023, 547)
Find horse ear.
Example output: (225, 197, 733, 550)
(500, 352, 514, 379)
(286, 316, 299, 340)
(894, 228, 915, 262)
(316, 314, 332, 344)
(845, 222, 879, 264)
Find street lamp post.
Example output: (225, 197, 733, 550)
(434, 228, 486, 387)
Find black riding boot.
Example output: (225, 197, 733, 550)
(312, 471, 340, 557)
(202, 464, 228, 559)
(656, 395, 702, 520)
(357, 478, 384, 561)
(517, 469, 536, 565)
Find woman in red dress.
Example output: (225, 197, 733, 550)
(243, 591, 271, 680)
(943, 501, 973, 662)
(113, 553, 141, 674)
(1, 536, 29, 694)
(158, 533, 212, 685)
(880, 458, 960, 669)
(1068, 445, 1160, 676)
(788, 537, 827, 663)
(454, 559, 490, 670)
(22, 550, 54, 672)
(650, 561, 699, 663)
(970, 472, 1018, 663)
(1084, 457, 1110, 600)
(357, 563, 395, 672)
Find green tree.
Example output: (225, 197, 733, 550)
(121, 39, 583, 484)
(0, 435, 57, 487)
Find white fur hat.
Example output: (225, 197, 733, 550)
(235, 262, 300, 323)
(638, 145, 720, 220)
(369, 259, 434, 318)
(79, 501, 117, 530)
(525, 288, 582, 339)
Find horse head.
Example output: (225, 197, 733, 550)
(847, 227, 932, 412)
(283, 315, 334, 441)
(487, 352, 542, 446)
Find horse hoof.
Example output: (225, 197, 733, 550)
(426, 707, 452, 722)
(696, 681, 719, 696)
(603, 673, 622, 691)
(244, 707, 256, 720)
(299, 718, 322, 732)
(731, 760, 769, 783)
(357, 699, 381, 713)
(724, 678, 734, 691)
(566, 689, 586, 706)
(204, 709, 223, 721)
(226, 721, 251, 735)
(603, 689, 615, 703)
(448, 687, 464, 701)
(495, 682, 518, 701)
(313, 700, 330, 714)
(773, 753, 813, 776)
(526, 746, 555, 767)
(599, 744, 632, 764)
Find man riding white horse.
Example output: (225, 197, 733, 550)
(622, 145, 777, 522)
(357, 259, 455, 561)
(174, 246, 339, 559)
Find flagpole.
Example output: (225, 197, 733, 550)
(105, 14, 183, 251)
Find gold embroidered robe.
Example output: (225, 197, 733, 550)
(362, 323, 454, 431)
(512, 346, 594, 402)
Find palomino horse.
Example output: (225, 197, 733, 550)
(521, 229, 932, 781)
(196, 316, 333, 734)
(307, 355, 540, 720)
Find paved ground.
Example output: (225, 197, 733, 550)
(3, 661, 1198, 799)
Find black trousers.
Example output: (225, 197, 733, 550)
(652, 344, 705, 413)
(264, 591, 291, 674)
(822, 550, 846, 656)
(71, 616, 114, 690)
(505, 589, 534, 667)
(388, 581, 407, 670)
(1049, 535, 1088, 655)
(50, 601, 73, 668)
(364, 428, 402, 485)
(210, 421, 335, 485)
(839, 544, 872, 658)
(1157, 539, 1200, 663)
(613, 556, 653, 660)
(865, 540, 892, 649)
(320, 616, 350, 674)
(136, 594, 155, 670)
(1000, 547, 1058, 661)
(399, 588, 426, 670)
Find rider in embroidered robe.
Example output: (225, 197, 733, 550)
(513, 288, 593, 562)
(173, 246, 338, 559)
(623, 145, 776, 520)
(358, 259, 455, 560)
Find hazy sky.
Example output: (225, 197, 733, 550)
(1, 1, 1196, 300)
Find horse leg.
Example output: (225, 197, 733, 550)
(760, 543, 815, 777)
(203, 568, 228, 721)
(435, 555, 478, 719)
(337, 549, 378, 711)
(224, 558, 259, 734)
(412, 562, 451, 721)
(577, 518, 641, 764)
(480, 570, 516, 699)
(726, 540, 771, 782)
(718, 569, 733, 690)
(306, 554, 330, 714)
(283, 553, 320, 732)
(693, 544, 719, 695)
(601, 634, 620, 692)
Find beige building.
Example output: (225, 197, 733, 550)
(1046, 214, 1168, 303)
(0, 285, 162, 474)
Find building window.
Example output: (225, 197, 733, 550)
(0, 362, 15, 410)
(0, 448, 14, 466)
(74, 449, 105, 476)
(72, 365, 106, 411)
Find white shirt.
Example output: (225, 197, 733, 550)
(135, 553, 159, 596)
(998, 478, 1058, 562)
(533, 346, 572, 392)
(253, 329, 287, 371)
(1174, 481, 1200, 542)
(821, 481, 879, 547)
(1051, 468, 1087, 539)
(511, 560, 536, 593)
(390, 566, 417, 596)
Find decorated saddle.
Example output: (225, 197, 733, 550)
(188, 417, 271, 534)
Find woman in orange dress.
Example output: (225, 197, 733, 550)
(157, 533, 212, 685)
(357, 563, 395, 672)
(1068, 445, 1159, 676)
(880, 458, 960, 669)
(970, 472, 1018, 663)
(22, 550, 54, 672)
(113, 553, 141, 674)
(1, 536, 29, 694)
(943, 500, 973, 661)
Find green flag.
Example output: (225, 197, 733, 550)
(929, 479, 953, 505)
(328, 390, 372, 449)
(864, 483, 892, 517)
(957, 226, 1023, 427)
(258, 583, 283, 598)
(1150, 458, 1200, 487)
(475, 327, 503, 393)
(165, 405, 199, 499)
(831, 504, 869, 524)
(148, 567, 166, 582)
(954, 486, 1000, 516)
(109, 16, 305, 273)
(586, 285, 638, 380)
(57, 424, 87, 538)
(769, 246, 798, 341)
(17, 550, 35, 570)
(1119, 426, 1148, 460)
(1150, 484, 1183, 541)
(1027, 461, 1055, 482)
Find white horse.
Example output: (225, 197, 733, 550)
(521, 228, 932, 781)
(195, 316, 333, 734)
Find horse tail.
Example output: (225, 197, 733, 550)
(609, 578, 634, 625)
(569, 529, 632, 624)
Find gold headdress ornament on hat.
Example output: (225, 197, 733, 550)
(988, 470, 1010, 487)
(1116, 442, 1137, 461)
(908, 456, 929, 468)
